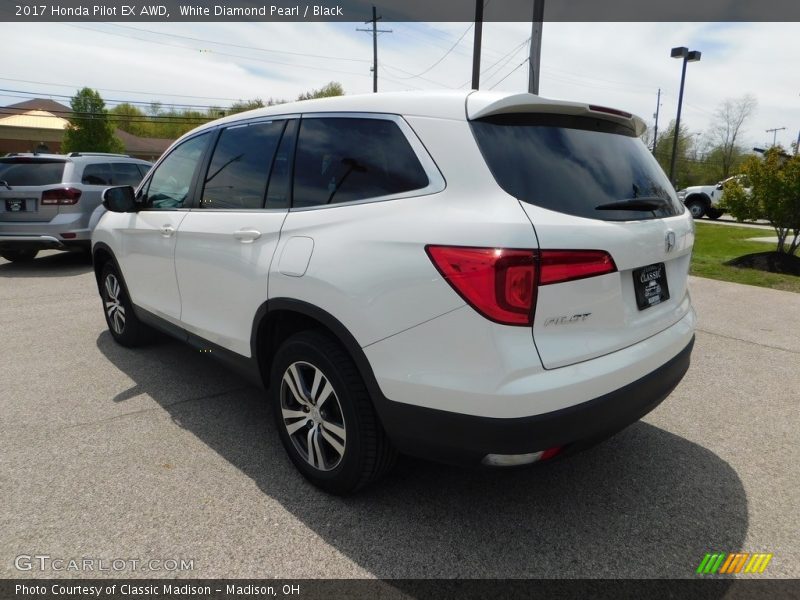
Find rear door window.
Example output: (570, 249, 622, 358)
(470, 114, 683, 221)
(292, 117, 429, 208)
(111, 162, 146, 186)
(0, 160, 66, 185)
(81, 163, 112, 185)
(201, 120, 286, 210)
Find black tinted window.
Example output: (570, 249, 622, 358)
(0, 160, 65, 185)
(202, 121, 285, 209)
(81, 163, 112, 185)
(471, 114, 683, 221)
(143, 133, 210, 209)
(112, 163, 145, 186)
(293, 118, 428, 208)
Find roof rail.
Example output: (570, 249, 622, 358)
(67, 152, 130, 158)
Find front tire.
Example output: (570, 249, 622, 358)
(269, 331, 396, 495)
(706, 207, 723, 220)
(100, 262, 155, 347)
(686, 199, 706, 219)
(1, 248, 39, 262)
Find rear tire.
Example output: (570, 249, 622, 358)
(686, 199, 706, 219)
(706, 207, 723, 220)
(1, 249, 39, 262)
(269, 330, 396, 495)
(100, 261, 155, 347)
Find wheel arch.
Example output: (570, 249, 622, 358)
(684, 193, 711, 208)
(92, 242, 123, 294)
(252, 299, 386, 406)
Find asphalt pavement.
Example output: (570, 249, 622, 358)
(1, 250, 798, 580)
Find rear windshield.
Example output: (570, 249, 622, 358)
(0, 160, 66, 186)
(470, 114, 683, 221)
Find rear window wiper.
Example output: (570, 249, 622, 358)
(0, 180, 11, 190)
(595, 197, 669, 211)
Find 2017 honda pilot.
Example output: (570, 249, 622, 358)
(92, 91, 696, 494)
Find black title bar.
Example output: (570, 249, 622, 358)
(3, 579, 800, 600)
(2, 0, 800, 22)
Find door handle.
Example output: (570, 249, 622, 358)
(233, 228, 262, 243)
(160, 225, 175, 237)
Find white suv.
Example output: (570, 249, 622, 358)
(92, 91, 696, 494)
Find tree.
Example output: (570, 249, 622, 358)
(297, 81, 344, 101)
(109, 103, 148, 137)
(62, 88, 124, 154)
(654, 120, 695, 188)
(724, 147, 800, 256)
(709, 94, 757, 179)
(227, 99, 265, 115)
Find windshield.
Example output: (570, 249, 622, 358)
(470, 114, 683, 221)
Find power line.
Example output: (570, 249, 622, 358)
(0, 107, 216, 124)
(0, 88, 225, 111)
(63, 24, 371, 80)
(391, 23, 474, 80)
(459, 37, 531, 88)
(489, 59, 529, 90)
(380, 63, 450, 89)
(97, 22, 371, 64)
(0, 77, 248, 102)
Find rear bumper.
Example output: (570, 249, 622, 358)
(0, 212, 92, 244)
(0, 234, 66, 250)
(373, 336, 694, 465)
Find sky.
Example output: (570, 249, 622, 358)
(1, 21, 799, 150)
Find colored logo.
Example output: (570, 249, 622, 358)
(696, 552, 773, 575)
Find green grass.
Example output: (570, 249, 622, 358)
(690, 222, 800, 292)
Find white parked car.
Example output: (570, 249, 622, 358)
(92, 91, 696, 494)
(678, 174, 750, 219)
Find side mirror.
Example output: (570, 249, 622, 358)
(715, 183, 724, 190)
(102, 186, 137, 212)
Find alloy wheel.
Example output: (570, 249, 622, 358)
(280, 361, 347, 471)
(104, 273, 126, 334)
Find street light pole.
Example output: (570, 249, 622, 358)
(668, 47, 701, 185)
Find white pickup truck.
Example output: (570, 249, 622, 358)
(677, 175, 750, 219)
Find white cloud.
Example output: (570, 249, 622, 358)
(1, 20, 798, 148)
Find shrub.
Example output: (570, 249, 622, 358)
(723, 147, 800, 256)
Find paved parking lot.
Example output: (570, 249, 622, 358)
(1, 250, 798, 579)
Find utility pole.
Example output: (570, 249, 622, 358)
(652, 87, 661, 155)
(766, 126, 786, 147)
(357, 6, 391, 93)
(471, 0, 484, 89)
(528, 0, 545, 94)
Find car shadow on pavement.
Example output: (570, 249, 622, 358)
(97, 332, 747, 587)
(0, 251, 92, 278)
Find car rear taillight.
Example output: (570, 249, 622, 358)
(426, 246, 536, 326)
(426, 246, 616, 326)
(41, 187, 82, 205)
(539, 250, 617, 285)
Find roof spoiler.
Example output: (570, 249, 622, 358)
(466, 92, 646, 136)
